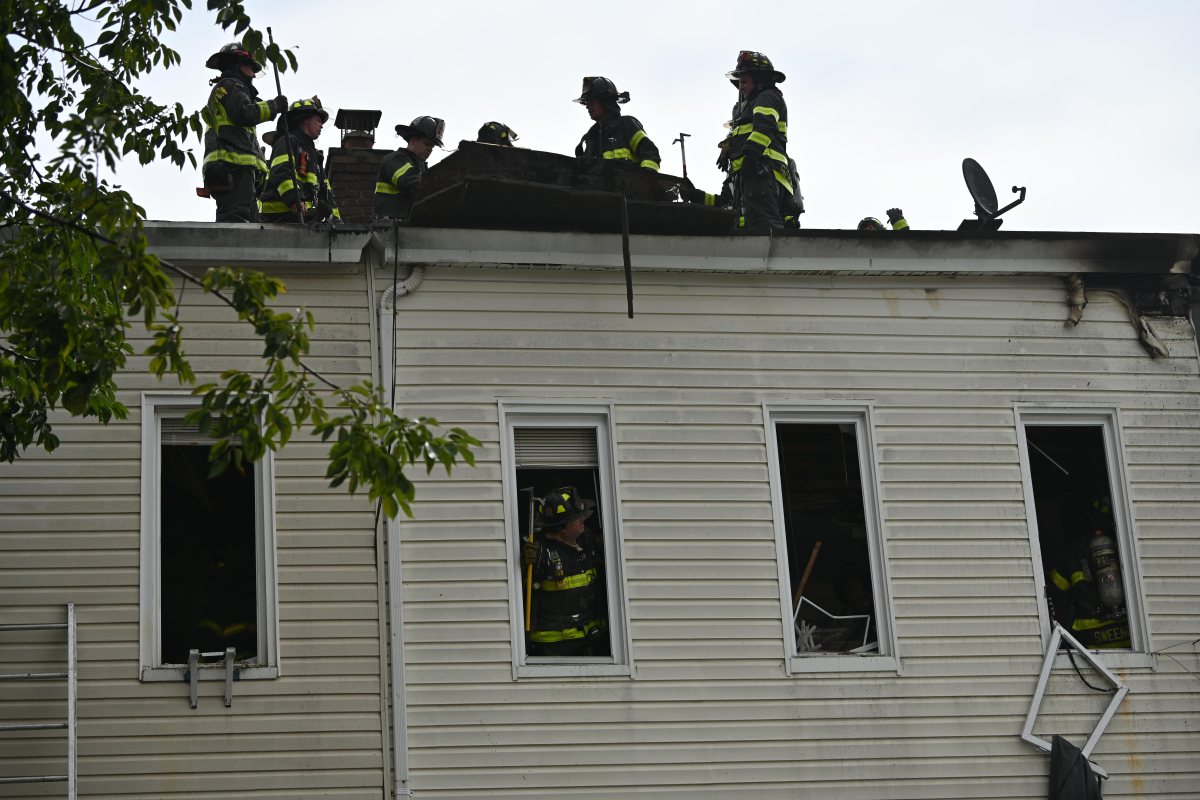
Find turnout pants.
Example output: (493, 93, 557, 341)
(204, 163, 261, 223)
(737, 164, 785, 231)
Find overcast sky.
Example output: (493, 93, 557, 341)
(116, 1, 1199, 234)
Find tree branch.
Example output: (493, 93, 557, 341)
(0, 189, 343, 393)
(0, 344, 37, 364)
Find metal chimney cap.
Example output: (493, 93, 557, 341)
(334, 109, 383, 132)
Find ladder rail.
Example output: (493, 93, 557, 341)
(0, 603, 77, 799)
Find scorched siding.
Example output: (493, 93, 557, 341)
(390, 264, 1200, 799)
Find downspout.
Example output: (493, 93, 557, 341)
(379, 243, 426, 800)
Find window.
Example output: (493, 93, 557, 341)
(766, 407, 897, 672)
(499, 404, 630, 678)
(1017, 410, 1148, 656)
(139, 393, 279, 680)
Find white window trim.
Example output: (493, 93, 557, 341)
(764, 403, 900, 675)
(138, 392, 280, 681)
(498, 400, 633, 679)
(1014, 405, 1155, 669)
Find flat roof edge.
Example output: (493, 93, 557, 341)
(143, 222, 1199, 276)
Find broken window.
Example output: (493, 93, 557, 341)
(768, 410, 895, 663)
(139, 394, 279, 679)
(1021, 418, 1142, 652)
(502, 408, 629, 675)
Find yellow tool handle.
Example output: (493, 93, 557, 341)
(524, 559, 534, 632)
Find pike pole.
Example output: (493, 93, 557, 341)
(522, 489, 536, 632)
(265, 27, 305, 223)
(672, 132, 691, 179)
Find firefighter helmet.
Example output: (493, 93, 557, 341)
(574, 76, 630, 106)
(395, 116, 445, 147)
(477, 121, 519, 146)
(285, 98, 329, 127)
(537, 486, 596, 530)
(726, 50, 786, 86)
(205, 42, 263, 73)
(857, 217, 886, 231)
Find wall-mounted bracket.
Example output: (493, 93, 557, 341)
(185, 648, 239, 709)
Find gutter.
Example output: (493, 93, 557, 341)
(378, 231, 426, 799)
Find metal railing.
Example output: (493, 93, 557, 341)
(0, 602, 77, 798)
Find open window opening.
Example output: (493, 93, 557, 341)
(1024, 424, 1133, 651)
(159, 419, 259, 665)
(140, 394, 278, 680)
(513, 426, 613, 662)
(776, 421, 882, 656)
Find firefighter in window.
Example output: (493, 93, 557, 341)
(522, 487, 609, 657)
(1046, 494, 1130, 649)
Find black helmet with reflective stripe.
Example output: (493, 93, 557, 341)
(726, 50, 786, 86)
(857, 217, 886, 231)
(395, 116, 445, 147)
(286, 97, 329, 127)
(537, 486, 596, 530)
(205, 42, 263, 73)
(574, 76, 630, 106)
(477, 121, 519, 146)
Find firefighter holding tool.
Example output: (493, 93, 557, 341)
(521, 487, 609, 657)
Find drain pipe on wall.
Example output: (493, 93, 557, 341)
(379, 260, 426, 799)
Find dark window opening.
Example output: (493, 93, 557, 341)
(1026, 425, 1130, 650)
(513, 427, 611, 660)
(777, 423, 877, 655)
(160, 442, 258, 665)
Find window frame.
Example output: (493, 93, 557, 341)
(138, 392, 280, 681)
(498, 400, 632, 679)
(1014, 405, 1154, 667)
(764, 403, 900, 674)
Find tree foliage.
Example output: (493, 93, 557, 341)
(0, 0, 476, 517)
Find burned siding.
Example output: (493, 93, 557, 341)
(389, 263, 1200, 799)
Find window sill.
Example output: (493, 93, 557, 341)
(140, 665, 279, 682)
(788, 655, 900, 675)
(516, 663, 631, 680)
(1053, 651, 1155, 671)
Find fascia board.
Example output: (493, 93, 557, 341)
(387, 226, 1200, 277)
(143, 221, 384, 266)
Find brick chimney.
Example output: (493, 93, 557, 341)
(327, 109, 389, 223)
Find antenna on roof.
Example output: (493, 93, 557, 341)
(958, 158, 1026, 231)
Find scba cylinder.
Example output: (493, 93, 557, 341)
(1088, 529, 1125, 609)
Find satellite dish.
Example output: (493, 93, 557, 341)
(963, 158, 998, 216)
(958, 158, 1027, 231)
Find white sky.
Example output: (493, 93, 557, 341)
(116, 0, 1200, 233)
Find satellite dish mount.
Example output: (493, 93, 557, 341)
(958, 158, 1026, 231)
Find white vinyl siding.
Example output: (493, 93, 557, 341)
(0, 267, 389, 798)
(391, 264, 1200, 799)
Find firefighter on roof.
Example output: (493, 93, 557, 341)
(573, 77, 661, 172)
(477, 121, 519, 146)
(259, 98, 341, 223)
(522, 487, 609, 657)
(201, 43, 287, 222)
(858, 209, 910, 231)
(719, 50, 795, 230)
(374, 116, 444, 221)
